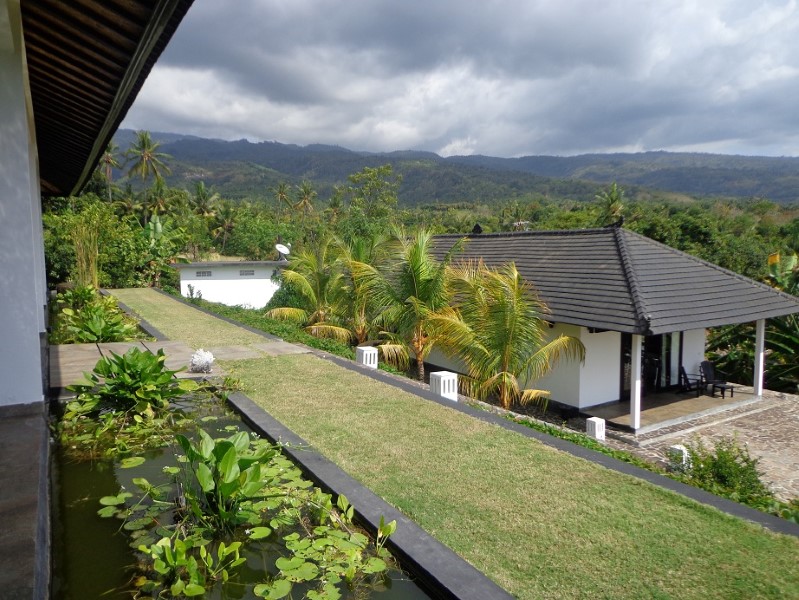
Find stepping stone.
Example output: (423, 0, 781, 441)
(252, 341, 310, 356)
(206, 345, 263, 360)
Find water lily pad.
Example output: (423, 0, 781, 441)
(119, 456, 146, 468)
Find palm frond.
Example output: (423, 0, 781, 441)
(265, 307, 307, 323)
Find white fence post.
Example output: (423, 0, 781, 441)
(356, 346, 378, 369)
(586, 417, 605, 441)
(430, 371, 458, 401)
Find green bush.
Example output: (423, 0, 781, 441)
(682, 436, 774, 505)
(67, 347, 197, 415)
(51, 287, 140, 344)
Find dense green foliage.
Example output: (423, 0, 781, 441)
(50, 286, 140, 344)
(681, 436, 775, 506)
(67, 347, 198, 415)
(43, 130, 799, 397)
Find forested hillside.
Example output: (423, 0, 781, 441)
(114, 129, 799, 204)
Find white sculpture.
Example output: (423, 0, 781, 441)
(189, 348, 215, 373)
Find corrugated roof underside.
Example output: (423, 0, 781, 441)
(22, 0, 193, 196)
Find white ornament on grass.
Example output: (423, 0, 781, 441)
(189, 349, 215, 373)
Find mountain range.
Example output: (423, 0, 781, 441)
(114, 129, 799, 205)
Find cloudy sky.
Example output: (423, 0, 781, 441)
(122, 0, 799, 158)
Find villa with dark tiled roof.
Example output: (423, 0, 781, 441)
(433, 226, 799, 429)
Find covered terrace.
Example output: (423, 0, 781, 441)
(433, 227, 799, 431)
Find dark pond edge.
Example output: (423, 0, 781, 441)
(226, 391, 514, 600)
(0, 401, 51, 600)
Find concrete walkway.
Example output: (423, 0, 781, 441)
(49, 339, 310, 392)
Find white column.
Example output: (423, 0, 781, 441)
(754, 319, 766, 397)
(630, 334, 643, 430)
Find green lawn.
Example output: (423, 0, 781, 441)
(111, 289, 799, 599)
(111, 288, 266, 348)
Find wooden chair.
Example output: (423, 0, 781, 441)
(679, 366, 702, 397)
(700, 361, 735, 399)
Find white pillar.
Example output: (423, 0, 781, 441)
(430, 371, 458, 401)
(356, 346, 378, 369)
(630, 334, 643, 430)
(754, 319, 766, 397)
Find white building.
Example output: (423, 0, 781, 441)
(173, 261, 284, 309)
(432, 227, 799, 430)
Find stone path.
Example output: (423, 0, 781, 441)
(49, 338, 310, 392)
(590, 388, 799, 502)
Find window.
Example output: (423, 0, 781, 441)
(239, 269, 255, 277)
(196, 271, 212, 277)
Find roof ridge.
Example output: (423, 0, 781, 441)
(433, 227, 613, 239)
(622, 229, 799, 306)
(614, 227, 652, 334)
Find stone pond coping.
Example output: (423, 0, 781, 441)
(227, 392, 514, 600)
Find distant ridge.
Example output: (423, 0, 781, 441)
(113, 129, 799, 204)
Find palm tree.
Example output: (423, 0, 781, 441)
(190, 181, 220, 219)
(272, 182, 291, 222)
(431, 261, 585, 409)
(266, 237, 351, 341)
(143, 177, 180, 221)
(594, 182, 625, 227)
(125, 130, 171, 182)
(212, 200, 238, 253)
(97, 141, 120, 202)
(351, 229, 463, 381)
(294, 181, 317, 227)
(336, 232, 394, 344)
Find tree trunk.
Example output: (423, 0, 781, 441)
(415, 346, 425, 381)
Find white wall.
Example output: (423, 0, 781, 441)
(532, 323, 582, 406)
(179, 265, 281, 309)
(0, 1, 48, 406)
(578, 329, 621, 408)
(682, 328, 707, 375)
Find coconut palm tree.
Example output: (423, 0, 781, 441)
(125, 130, 171, 182)
(190, 181, 220, 219)
(97, 141, 120, 202)
(594, 182, 625, 227)
(271, 182, 291, 222)
(212, 200, 238, 253)
(294, 181, 316, 226)
(336, 232, 395, 344)
(351, 229, 463, 381)
(266, 237, 351, 342)
(430, 261, 585, 409)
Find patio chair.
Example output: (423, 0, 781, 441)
(678, 366, 702, 397)
(700, 361, 735, 399)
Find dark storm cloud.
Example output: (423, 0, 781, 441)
(123, 0, 799, 157)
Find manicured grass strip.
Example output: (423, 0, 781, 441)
(109, 288, 265, 348)
(229, 353, 799, 600)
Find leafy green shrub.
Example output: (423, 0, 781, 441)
(51, 287, 140, 344)
(67, 347, 197, 415)
(681, 436, 774, 505)
(100, 429, 396, 598)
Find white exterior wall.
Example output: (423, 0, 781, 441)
(578, 329, 621, 408)
(0, 1, 47, 407)
(682, 329, 707, 375)
(179, 265, 281, 309)
(532, 323, 582, 406)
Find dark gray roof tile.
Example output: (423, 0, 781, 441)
(432, 226, 799, 334)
